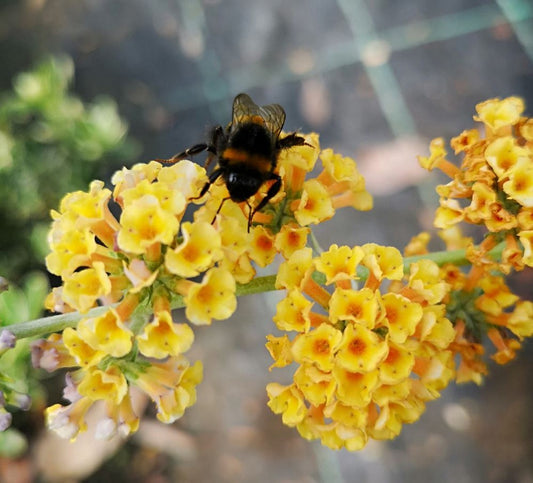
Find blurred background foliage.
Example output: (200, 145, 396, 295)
(0, 55, 138, 282)
(0, 56, 138, 461)
(0, 272, 48, 459)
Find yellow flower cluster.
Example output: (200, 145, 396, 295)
(418, 97, 533, 270)
(33, 292, 201, 439)
(38, 133, 371, 439)
(406, 228, 533, 385)
(266, 244, 456, 450)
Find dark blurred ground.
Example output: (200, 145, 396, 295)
(1, 0, 533, 482)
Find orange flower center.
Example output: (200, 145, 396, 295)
(347, 303, 362, 318)
(386, 307, 398, 324)
(313, 339, 330, 355)
(385, 347, 399, 364)
(500, 157, 513, 171)
(305, 199, 316, 211)
(287, 231, 301, 246)
(348, 338, 366, 355)
(257, 235, 273, 251)
(182, 243, 199, 262)
(513, 176, 526, 192)
(344, 371, 364, 382)
(197, 285, 213, 304)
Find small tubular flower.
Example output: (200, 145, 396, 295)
(46, 228, 97, 278)
(266, 383, 307, 426)
(274, 224, 310, 259)
(328, 288, 380, 327)
(136, 310, 194, 359)
(182, 267, 237, 325)
(314, 244, 364, 285)
(61, 262, 112, 313)
(335, 323, 389, 373)
(361, 244, 404, 282)
(77, 308, 133, 358)
(265, 334, 293, 369)
(248, 225, 277, 267)
(382, 293, 423, 343)
(117, 195, 179, 254)
(291, 323, 342, 372)
(77, 366, 128, 405)
(474, 96, 524, 132)
(293, 363, 336, 406)
(293, 179, 334, 226)
(165, 221, 222, 277)
(62, 328, 106, 368)
(273, 289, 313, 332)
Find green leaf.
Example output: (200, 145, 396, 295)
(0, 428, 28, 458)
(22, 272, 48, 321)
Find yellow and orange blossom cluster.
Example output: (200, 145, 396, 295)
(267, 244, 456, 450)
(418, 96, 533, 271)
(405, 228, 533, 385)
(35, 133, 372, 440)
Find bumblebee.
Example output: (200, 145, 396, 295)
(159, 93, 307, 229)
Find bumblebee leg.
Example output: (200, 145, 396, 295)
(212, 196, 231, 224)
(205, 125, 226, 170)
(204, 152, 217, 171)
(249, 173, 282, 230)
(190, 167, 223, 201)
(155, 143, 210, 164)
(246, 200, 254, 232)
(276, 132, 308, 150)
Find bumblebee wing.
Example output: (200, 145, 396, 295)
(232, 93, 286, 139)
(232, 93, 260, 126)
(258, 103, 286, 139)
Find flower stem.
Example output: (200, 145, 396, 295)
(404, 241, 505, 270)
(8, 306, 111, 339)
(4, 241, 507, 340)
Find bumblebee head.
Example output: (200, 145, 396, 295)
(225, 169, 263, 202)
